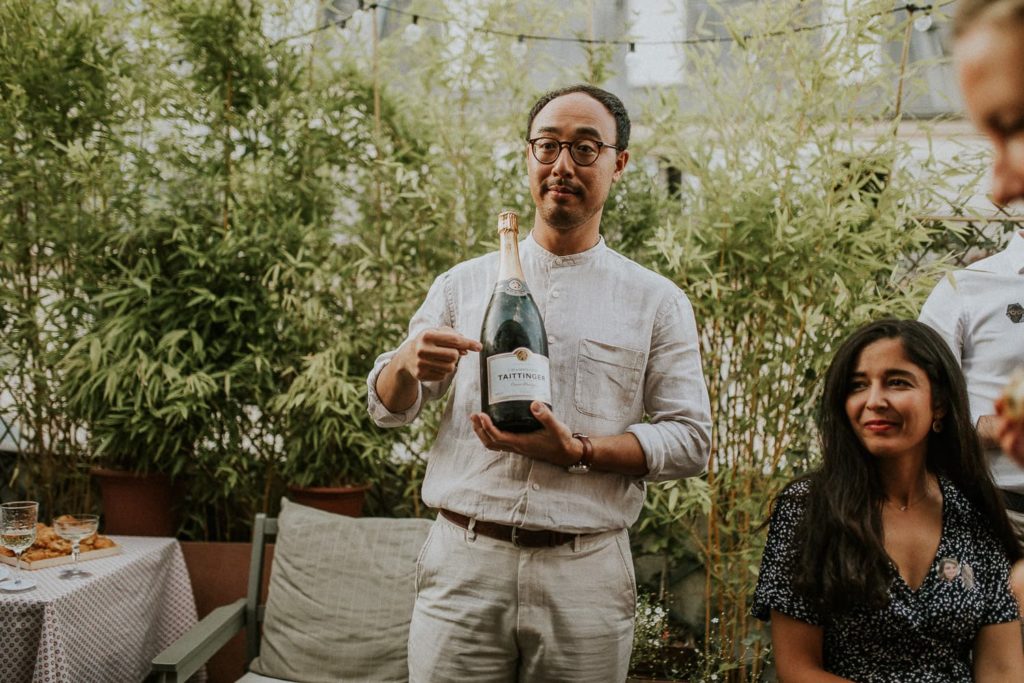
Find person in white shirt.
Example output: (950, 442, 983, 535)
(367, 85, 711, 682)
(921, 0, 1024, 537)
(919, 234, 1024, 529)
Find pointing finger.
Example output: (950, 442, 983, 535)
(426, 328, 482, 353)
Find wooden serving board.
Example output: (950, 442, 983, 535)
(0, 544, 122, 570)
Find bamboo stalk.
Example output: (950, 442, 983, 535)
(371, 4, 382, 235)
(223, 64, 233, 231)
(892, 15, 913, 130)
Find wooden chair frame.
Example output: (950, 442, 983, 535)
(151, 513, 276, 682)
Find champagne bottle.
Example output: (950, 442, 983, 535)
(480, 210, 551, 432)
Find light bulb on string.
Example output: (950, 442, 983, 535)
(351, 1, 368, 28)
(511, 35, 527, 59)
(404, 15, 423, 42)
(913, 12, 933, 31)
(624, 42, 640, 72)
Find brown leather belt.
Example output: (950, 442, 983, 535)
(439, 509, 587, 548)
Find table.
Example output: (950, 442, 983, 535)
(0, 536, 201, 683)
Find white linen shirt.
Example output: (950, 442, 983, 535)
(919, 231, 1024, 492)
(367, 233, 712, 533)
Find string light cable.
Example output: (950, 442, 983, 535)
(271, 0, 953, 49)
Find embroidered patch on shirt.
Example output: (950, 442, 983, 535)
(1008, 303, 1024, 323)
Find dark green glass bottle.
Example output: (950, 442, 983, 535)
(479, 211, 551, 432)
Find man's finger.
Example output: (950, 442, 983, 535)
(474, 413, 514, 447)
(418, 345, 462, 364)
(530, 401, 556, 428)
(424, 328, 482, 353)
(471, 414, 502, 451)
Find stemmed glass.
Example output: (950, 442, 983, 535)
(0, 501, 39, 591)
(53, 514, 100, 579)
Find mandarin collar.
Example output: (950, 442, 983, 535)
(1007, 231, 1024, 275)
(521, 231, 607, 268)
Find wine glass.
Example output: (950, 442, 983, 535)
(53, 514, 100, 578)
(0, 501, 38, 591)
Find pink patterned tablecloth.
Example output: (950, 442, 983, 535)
(0, 536, 201, 683)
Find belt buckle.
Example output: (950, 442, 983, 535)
(510, 526, 522, 548)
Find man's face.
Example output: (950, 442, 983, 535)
(527, 92, 628, 233)
(956, 22, 1024, 206)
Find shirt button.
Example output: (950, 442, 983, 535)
(547, 335, 554, 344)
(551, 290, 560, 299)
(531, 483, 540, 491)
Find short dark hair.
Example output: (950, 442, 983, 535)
(526, 84, 630, 150)
(954, 0, 1024, 36)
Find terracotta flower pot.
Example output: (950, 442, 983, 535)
(90, 467, 181, 536)
(286, 483, 372, 517)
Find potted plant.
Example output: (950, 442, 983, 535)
(58, 217, 221, 536)
(270, 340, 393, 516)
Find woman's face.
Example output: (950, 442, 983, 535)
(956, 21, 1024, 206)
(844, 338, 942, 463)
(942, 561, 959, 581)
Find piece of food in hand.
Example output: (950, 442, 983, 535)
(1001, 368, 1024, 422)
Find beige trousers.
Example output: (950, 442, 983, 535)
(408, 514, 637, 683)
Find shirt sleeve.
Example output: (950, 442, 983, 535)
(751, 486, 825, 626)
(367, 272, 455, 428)
(626, 288, 712, 482)
(918, 274, 965, 368)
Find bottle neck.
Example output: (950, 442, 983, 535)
(497, 229, 525, 281)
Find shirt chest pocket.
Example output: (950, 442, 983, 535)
(574, 339, 646, 421)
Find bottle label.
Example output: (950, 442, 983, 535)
(487, 348, 551, 405)
(496, 278, 529, 297)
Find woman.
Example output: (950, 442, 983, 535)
(752, 319, 1023, 681)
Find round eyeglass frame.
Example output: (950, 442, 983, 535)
(526, 137, 621, 167)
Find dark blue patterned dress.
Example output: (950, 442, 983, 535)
(752, 476, 1020, 682)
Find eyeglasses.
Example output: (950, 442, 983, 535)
(527, 137, 621, 167)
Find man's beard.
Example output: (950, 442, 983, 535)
(540, 203, 586, 230)
(539, 182, 597, 230)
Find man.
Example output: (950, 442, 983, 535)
(367, 84, 711, 682)
(920, 0, 1024, 534)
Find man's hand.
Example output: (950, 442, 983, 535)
(375, 327, 480, 413)
(994, 397, 1024, 468)
(470, 401, 582, 468)
(395, 327, 481, 383)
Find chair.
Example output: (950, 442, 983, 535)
(152, 499, 433, 683)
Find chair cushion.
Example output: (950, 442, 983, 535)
(237, 672, 292, 683)
(249, 498, 433, 683)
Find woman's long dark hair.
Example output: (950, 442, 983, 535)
(789, 319, 1021, 614)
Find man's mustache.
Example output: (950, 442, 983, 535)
(545, 180, 581, 193)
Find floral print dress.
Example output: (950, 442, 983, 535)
(752, 477, 1020, 682)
